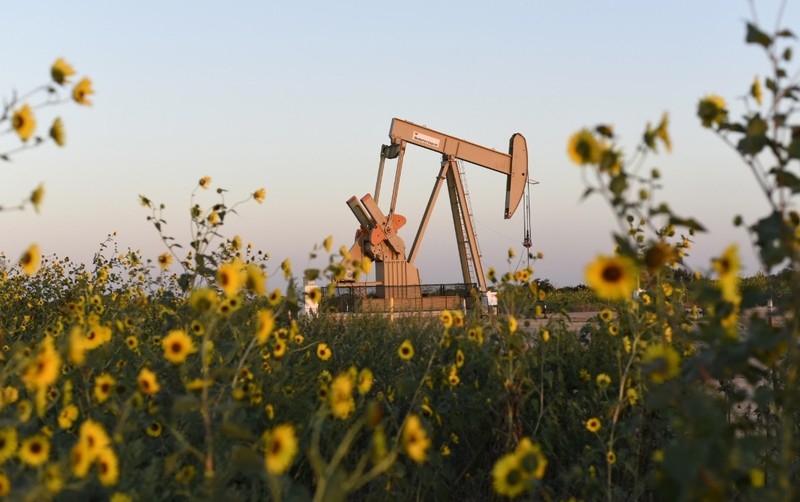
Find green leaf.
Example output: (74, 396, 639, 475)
(613, 234, 637, 257)
(746, 23, 772, 48)
(229, 446, 263, 473)
(766, 78, 778, 93)
(221, 421, 256, 441)
(787, 138, 800, 159)
(777, 29, 795, 38)
(172, 395, 200, 413)
(668, 216, 706, 232)
(751, 211, 788, 268)
(783, 47, 793, 61)
(609, 173, 627, 197)
(178, 273, 192, 291)
(738, 115, 768, 155)
(651, 203, 672, 215)
(774, 169, 800, 193)
(579, 187, 594, 201)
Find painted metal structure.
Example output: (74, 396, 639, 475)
(343, 118, 528, 300)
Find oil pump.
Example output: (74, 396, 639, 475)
(340, 118, 529, 310)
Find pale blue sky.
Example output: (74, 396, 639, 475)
(1, 1, 791, 287)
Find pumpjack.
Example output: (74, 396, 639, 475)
(340, 118, 529, 309)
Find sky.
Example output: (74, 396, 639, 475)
(1, 1, 792, 289)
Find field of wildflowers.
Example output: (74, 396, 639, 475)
(2, 11, 800, 502)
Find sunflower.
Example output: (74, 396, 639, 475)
(146, 422, 162, 438)
(467, 326, 484, 345)
(357, 368, 373, 395)
(245, 265, 266, 295)
(162, 329, 197, 364)
(514, 269, 530, 282)
(567, 129, 600, 165)
(70, 442, 92, 478)
(697, 94, 727, 127)
(596, 373, 611, 389)
(67, 329, 88, 365)
(19, 434, 50, 467)
(642, 344, 681, 384)
(272, 339, 287, 359)
(96, 447, 119, 486)
(608, 324, 619, 336)
(751, 76, 763, 105)
(516, 438, 548, 480)
(72, 77, 94, 105)
(447, 365, 460, 387)
(22, 336, 61, 390)
(30, 183, 45, 213)
(280, 259, 292, 280)
(188, 288, 219, 312)
(137, 368, 160, 395)
(185, 321, 203, 339)
(207, 210, 220, 226)
(452, 310, 464, 328)
(94, 373, 116, 404)
(157, 253, 173, 271)
(397, 339, 414, 360)
(264, 424, 298, 475)
(12, 104, 36, 142)
(0, 473, 9, 497)
(713, 244, 741, 305)
(627, 388, 639, 406)
(316, 343, 332, 361)
(508, 316, 518, 334)
(541, 329, 551, 342)
(329, 373, 355, 420)
(217, 260, 244, 297)
(84, 324, 113, 350)
(599, 308, 614, 323)
(0, 427, 19, 463)
(51, 58, 75, 85)
(644, 241, 676, 272)
(175, 465, 196, 484)
(306, 287, 322, 304)
(654, 112, 672, 152)
(253, 188, 266, 204)
(440, 310, 453, 328)
(3, 387, 19, 405)
(198, 176, 212, 189)
(585, 254, 638, 301)
(256, 310, 275, 345)
(78, 419, 111, 455)
(261, 290, 281, 309)
(58, 404, 79, 429)
(585, 417, 602, 433)
(125, 335, 139, 350)
(18, 400, 32, 422)
(455, 349, 465, 368)
(491, 453, 527, 498)
(402, 414, 431, 464)
(44, 463, 64, 493)
(20, 244, 42, 276)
